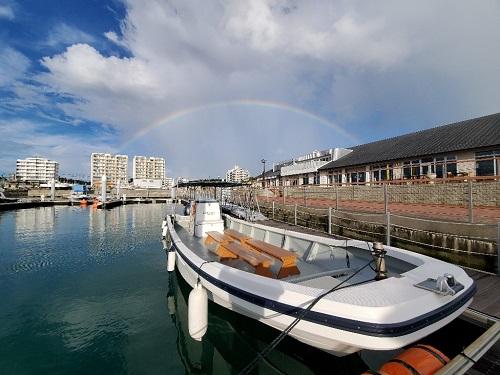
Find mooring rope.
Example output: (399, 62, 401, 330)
(239, 258, 375, 375)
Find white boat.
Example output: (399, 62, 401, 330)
(163, 200, 475, 356)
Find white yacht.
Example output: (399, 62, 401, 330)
(162, 199, 475, 356)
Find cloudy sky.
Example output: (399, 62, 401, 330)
(1, 0, 499, 179)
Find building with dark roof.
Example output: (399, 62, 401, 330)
(318, 113, 500, 184)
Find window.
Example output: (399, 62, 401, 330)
(403, 162, 411, 179)
(303, 176, 309, 185)
(476, 150, 499, 176)
(435, 157, 444, 178)
(314, 173, 320, 185)
(446, 156, 457, 177)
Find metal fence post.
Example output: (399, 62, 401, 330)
(384, 183, 388, 214)
(468, 180, 474, 223)
(328, 207, 332, 235)
(272, 201, 275, 219)
(386, 211, 391, 246)
(497, 223, 500, 275)
(335, 183, 339, 210)
(294, 203, 297, 225)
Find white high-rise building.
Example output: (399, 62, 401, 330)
(90, 153, 128, 188)
(133, 156, 165, 185)
(16, 157, 59, 183)
(225, 165, 250, 183)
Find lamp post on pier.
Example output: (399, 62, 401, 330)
(261, 159, 266, 188)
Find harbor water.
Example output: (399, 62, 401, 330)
(0, 204, 483, 374)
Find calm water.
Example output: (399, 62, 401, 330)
(0, 205, 481, 374)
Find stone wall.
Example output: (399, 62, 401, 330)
(28, 189, 71, 198)
(281, 181, 499, 207)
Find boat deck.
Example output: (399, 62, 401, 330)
(174, 222, 410, 289)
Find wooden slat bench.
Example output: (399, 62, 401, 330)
(242, 239, 300, 278)
(204, 231, 237, 259)
(224, 228, 251, 243)
(218, 241, 273, 278)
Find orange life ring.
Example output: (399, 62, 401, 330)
(362, 344, 449, 375)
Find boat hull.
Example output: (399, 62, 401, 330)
(169, 218, 475, 356)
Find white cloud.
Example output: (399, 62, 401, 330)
(45, 23, 95, 47)
(0, 46, 29, 86)
(0, 4, 14, 20)
(0, 119, 115, 177)
(3, 0, 498, 177)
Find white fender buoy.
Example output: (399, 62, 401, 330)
(167, 250, 176, 272)
(188, 281, 208, 341)
(162, 226, 168, 239)
(161, 219, 167, 229)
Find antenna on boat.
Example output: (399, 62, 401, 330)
(371, 242, 388, 280)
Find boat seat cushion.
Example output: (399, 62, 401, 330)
(204, 231, 237, 259)
(224, 229, 251, 243)
(219, 241, 273, 278)
(242, 239, 300, 279)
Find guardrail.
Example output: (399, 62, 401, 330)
(235, 198, 500, 275)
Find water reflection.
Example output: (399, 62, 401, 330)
(167, 271, 368, 374)
(15, 206, 56, 236)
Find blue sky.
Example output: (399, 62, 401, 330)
(1, 1, 499, 179)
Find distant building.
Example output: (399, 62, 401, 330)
(16, 157, 59, 183)
(164, 177, 174, 188)
(319, 113, 500, 184)
(256, 148, 350, 187)
(90, 153, 128, 188)
(225, 165, 250, 183)
(133, 156, 165, 186)
(133, 178, 163, 189)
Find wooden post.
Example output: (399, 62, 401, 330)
(386, 211, 391, 246)
(272, 201, 275, 219)
(283, 186, 286, 206)
(294, 203, 297, 225)
(468, 180, 474, 223)
(328, 207, 332, 235)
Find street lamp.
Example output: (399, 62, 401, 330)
(261, 159, 266, 188)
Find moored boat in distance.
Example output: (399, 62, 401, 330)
(69, 192, 93, 206)
(162, 199, 476, 357)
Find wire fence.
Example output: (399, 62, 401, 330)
(249, 180, 499, 225)
(240, 198, 500, 275)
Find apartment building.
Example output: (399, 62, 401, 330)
(90, 153, 128, 188)
(132, 156, 165, 186)
(16, 157, 59, 183)
(225, 165, 250, 183)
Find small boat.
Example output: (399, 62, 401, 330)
(69, 192, 92, 206)
(163, 199, 475, 356)
(0, 189, 17, 203)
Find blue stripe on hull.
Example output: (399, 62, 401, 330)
(173, 241, 476, 337)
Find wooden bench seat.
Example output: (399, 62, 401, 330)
(218, 241, 273, 278)
(224, 228, 251, 243)
(243, 239, 300, 278)
(204, 231, 237, 259)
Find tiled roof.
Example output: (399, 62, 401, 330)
(319, 113, 500, 170)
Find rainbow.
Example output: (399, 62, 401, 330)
(119, 99, 359, 149)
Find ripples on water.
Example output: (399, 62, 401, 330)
(0, 204, 481, 374)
